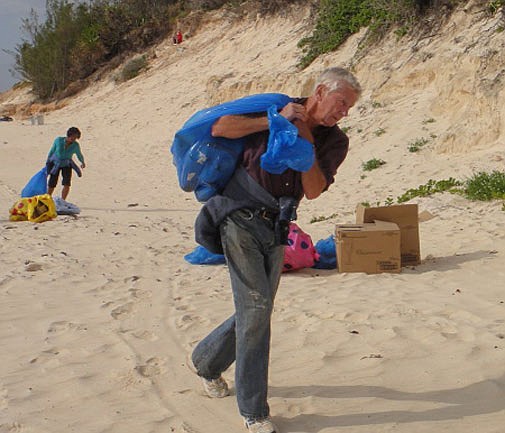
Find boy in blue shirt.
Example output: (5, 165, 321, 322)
(47, 127, 86, 200)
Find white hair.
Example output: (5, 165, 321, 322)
(315, 67, 362, 97)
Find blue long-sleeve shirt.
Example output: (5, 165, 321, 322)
(47, 137, 85, 165)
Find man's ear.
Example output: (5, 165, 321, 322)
(315, 84, 326, 101)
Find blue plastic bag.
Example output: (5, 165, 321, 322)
(312, 235, 337, 269)
(21, 166, 48, 198)
(260, 105, 315, 174)
(184, 245, 226, 265)
(171, 93, 314, 202)
(176, 136, 243, 202)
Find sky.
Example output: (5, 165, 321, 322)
(0, 0, 47, 92)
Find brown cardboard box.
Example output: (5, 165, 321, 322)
(335, 221, 401, 274)
(355, 203, 421, 266)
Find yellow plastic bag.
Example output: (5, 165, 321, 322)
(9, 194, 57, 223)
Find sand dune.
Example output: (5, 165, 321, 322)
(1, 3, 505, 433)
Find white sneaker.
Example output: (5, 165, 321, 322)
(244, 417, 277, 433)
(201, 376, 230, 398)
(186, 354, 230, 398)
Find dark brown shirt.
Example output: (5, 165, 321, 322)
(241, 99, 349, 200)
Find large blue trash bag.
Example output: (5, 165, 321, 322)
(184, 245, 226, 265)
(260, 105, 314, 174)
(312, 235, 337, 269)
(178, 136, 243, 202)
(21, 166, 48, 198)
(171, 93, 291, 202)
(171, 93, 314, 202)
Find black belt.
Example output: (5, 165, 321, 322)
(255, 208, 278, 222)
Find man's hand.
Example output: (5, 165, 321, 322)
(81, 162, 86, 169)
(280, 102, 308, 122)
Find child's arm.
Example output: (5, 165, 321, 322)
(75, 144, 86, 168)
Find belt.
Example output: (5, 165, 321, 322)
(254, 208, 278, 222)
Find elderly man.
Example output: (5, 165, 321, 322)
(191, 67, 361, 433)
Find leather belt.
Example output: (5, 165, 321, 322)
(255, 208, 278, 222)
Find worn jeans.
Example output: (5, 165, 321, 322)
(191, 208, 284, 419)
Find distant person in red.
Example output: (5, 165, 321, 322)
(173, 30, 183, 45)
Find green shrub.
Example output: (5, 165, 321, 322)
(394, 25, 409, 38)
(397, 178, 461, 203)
(14, 0, 187, 99)
(119, 55, 148, 81)
(463, 171, 505, 201)
(14, 1, 85, 99)
(364, 171, 505, 206)
(384, 196, 395, 206)
(310, 212, 339, 223)
(488, 0, 505, 14)
(362, 158, 386, 171)
(408, 137, 429, 152)
(297, 0, 420, 68)
(297, 0, 372, 68)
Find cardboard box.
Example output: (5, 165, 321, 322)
(335, 221, 401, 274)
(356, 203, 420, 266)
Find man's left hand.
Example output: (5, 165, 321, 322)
(280, 102, 308, 122)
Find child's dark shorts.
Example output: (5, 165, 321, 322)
(47, 163, 72, 187)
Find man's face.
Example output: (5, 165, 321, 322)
(314, 84, 358, 127)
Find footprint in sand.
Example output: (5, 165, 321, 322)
(25, 262, 43, 272)
(128, 288, 152, 299)
(131, 329, 159, 342)
(178, 422, 199, 433)
(175, 313, 203, 330)
(110, 302, 135, 319)
(0, 422, 24, 433)
(305, 310, 336, 320)
(135, 357, 166, 378)
(29, 347, 67, 368)
(47, 321, 88, 334)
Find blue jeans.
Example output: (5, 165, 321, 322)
(191, 209, 284, 419)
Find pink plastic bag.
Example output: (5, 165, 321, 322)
(282, 222, 319, 272)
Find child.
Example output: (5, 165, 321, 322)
(46, 127, 86, 200)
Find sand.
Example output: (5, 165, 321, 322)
(1, 3, 505, 432)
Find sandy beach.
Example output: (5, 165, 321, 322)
(1, 3, 505, 433)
